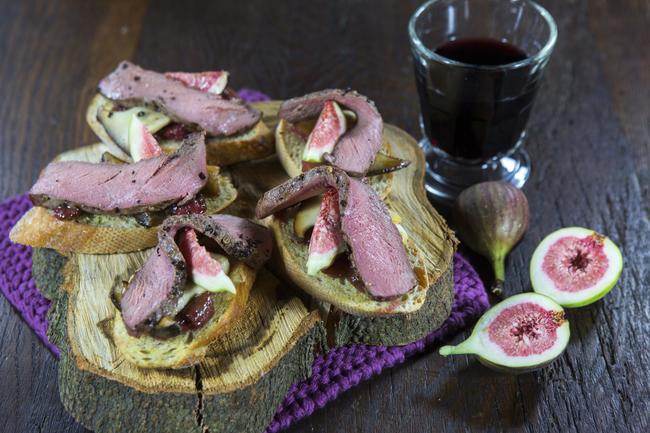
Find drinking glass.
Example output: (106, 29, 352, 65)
(409, 0, 557, 203)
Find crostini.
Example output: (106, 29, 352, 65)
(274, 89, 410, 199)
(256, 166, 431, 317)
(111, 214, 272, 369)
(87, 61, 274, 166)
(10, 133, 237, 254)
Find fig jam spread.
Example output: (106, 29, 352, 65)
(322, 254, 366, 292)
(175, 292, 215, 331)
(52, 204, 81, 220)
(155, 123, 191, 141)
(170, 194, 206, 215)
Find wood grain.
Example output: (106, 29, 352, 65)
(0, 0, 648, 432)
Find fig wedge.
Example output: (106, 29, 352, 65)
(128, 114, 163, 162)
(165, 71, 229, 95)
(178, 228, 236, 294)
(303, 100, 347, 163)
(306, 188, 346, 275)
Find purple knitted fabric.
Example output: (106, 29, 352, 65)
(0, 90, 489, 431)
(0, 194, 58, 354)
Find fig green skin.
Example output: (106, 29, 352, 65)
(454, 181, 529, 295)
(439, 293, 570, 374)
(529, 227, 624, 308)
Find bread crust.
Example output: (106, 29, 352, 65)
(10, 174, 238, 254)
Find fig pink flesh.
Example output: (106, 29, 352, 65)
(178, 228, 224, 278)
(165, 71, 228, 95)
(99, 61, 259, 136)
(131, 118, 162, 160)
(304, 100, 346, 158)
(279, 89, 382, 176)
(308, 188, 344, 255)
(487, 302, 562, 357)
(542, 234, 608, 292)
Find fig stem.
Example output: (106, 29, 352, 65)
(491, 255, 506, 297)
(491, 280, 504, 298)
(439, 339, 476, 356)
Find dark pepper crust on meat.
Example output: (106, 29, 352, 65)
(256, 166, 350, 219)
(124, 215, 271, 336)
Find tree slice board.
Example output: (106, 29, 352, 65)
(227, 101, 457, 346)
(28, 100, 455, 432)
(35, 247, 324, 433)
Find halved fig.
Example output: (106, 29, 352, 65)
(306, 188, 346, 275)
(530, 227, 623, 307)
(178, 228, 236, 294)
(366, 152, 411, 176)
(302, 100, 347, 163)
(294, 195, 322, 238)
(97, 102, 170, 150)
(128, 114, 163, 161)
(440, 293, 570, 373)
(165, 71, 229, 95)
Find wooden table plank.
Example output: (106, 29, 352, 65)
(0, 1, 648, 432)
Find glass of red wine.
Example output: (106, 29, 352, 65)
(409, 0, 557, 203)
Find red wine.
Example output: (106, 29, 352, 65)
(435, 38, 527, 66)
(414, 37, 540, 160)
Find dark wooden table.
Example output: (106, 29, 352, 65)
(1, 1, 648, 432)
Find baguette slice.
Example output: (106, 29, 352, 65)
(275, 118, 394, 199)
(268, 211, 430, 317)
(87, 94, 274, 166)
(9, 143, 237, 254)
(112, 261, 254, 369)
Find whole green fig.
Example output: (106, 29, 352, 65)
(454, 181, 529, 296)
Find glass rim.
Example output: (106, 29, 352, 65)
(408, 0, 558, 71)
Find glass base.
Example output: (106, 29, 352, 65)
(420, 137, 531, 205)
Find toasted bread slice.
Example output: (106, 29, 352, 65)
(10, 176, 236, 254)
(87, 94, 274, 166)
(112, 261, 254, 369)
(10, 143, 238, 254)
(268, 211, 430, 317)
(275, 118, 394, 199)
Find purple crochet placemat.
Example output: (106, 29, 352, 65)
(0, 90, 490, 431)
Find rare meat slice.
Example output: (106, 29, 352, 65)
(256, 166, 416, 299)
(120, 214, 272, 334)
(279, 89, 383, 176)
(29, 132, 208, 215)
(98, 61, 260, 137)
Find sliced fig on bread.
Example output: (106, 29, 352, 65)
(274, 89, 410, 199)
(87, 62, 274, 167)
(256, 166, 430, 316)
(113, 214, 272, 369)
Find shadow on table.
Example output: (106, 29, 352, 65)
(422, 360, 542, 430)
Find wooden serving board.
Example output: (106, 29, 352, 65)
(34, 101, 456, 433)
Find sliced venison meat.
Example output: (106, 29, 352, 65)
(29, 132, 208, 215)
(279, 89, 383, 176)
(98, 61, 260, 137)
(120, 214, 272, 334)
(256, 166, 416, 299)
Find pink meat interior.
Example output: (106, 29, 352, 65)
(542, 235, 608, 292)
